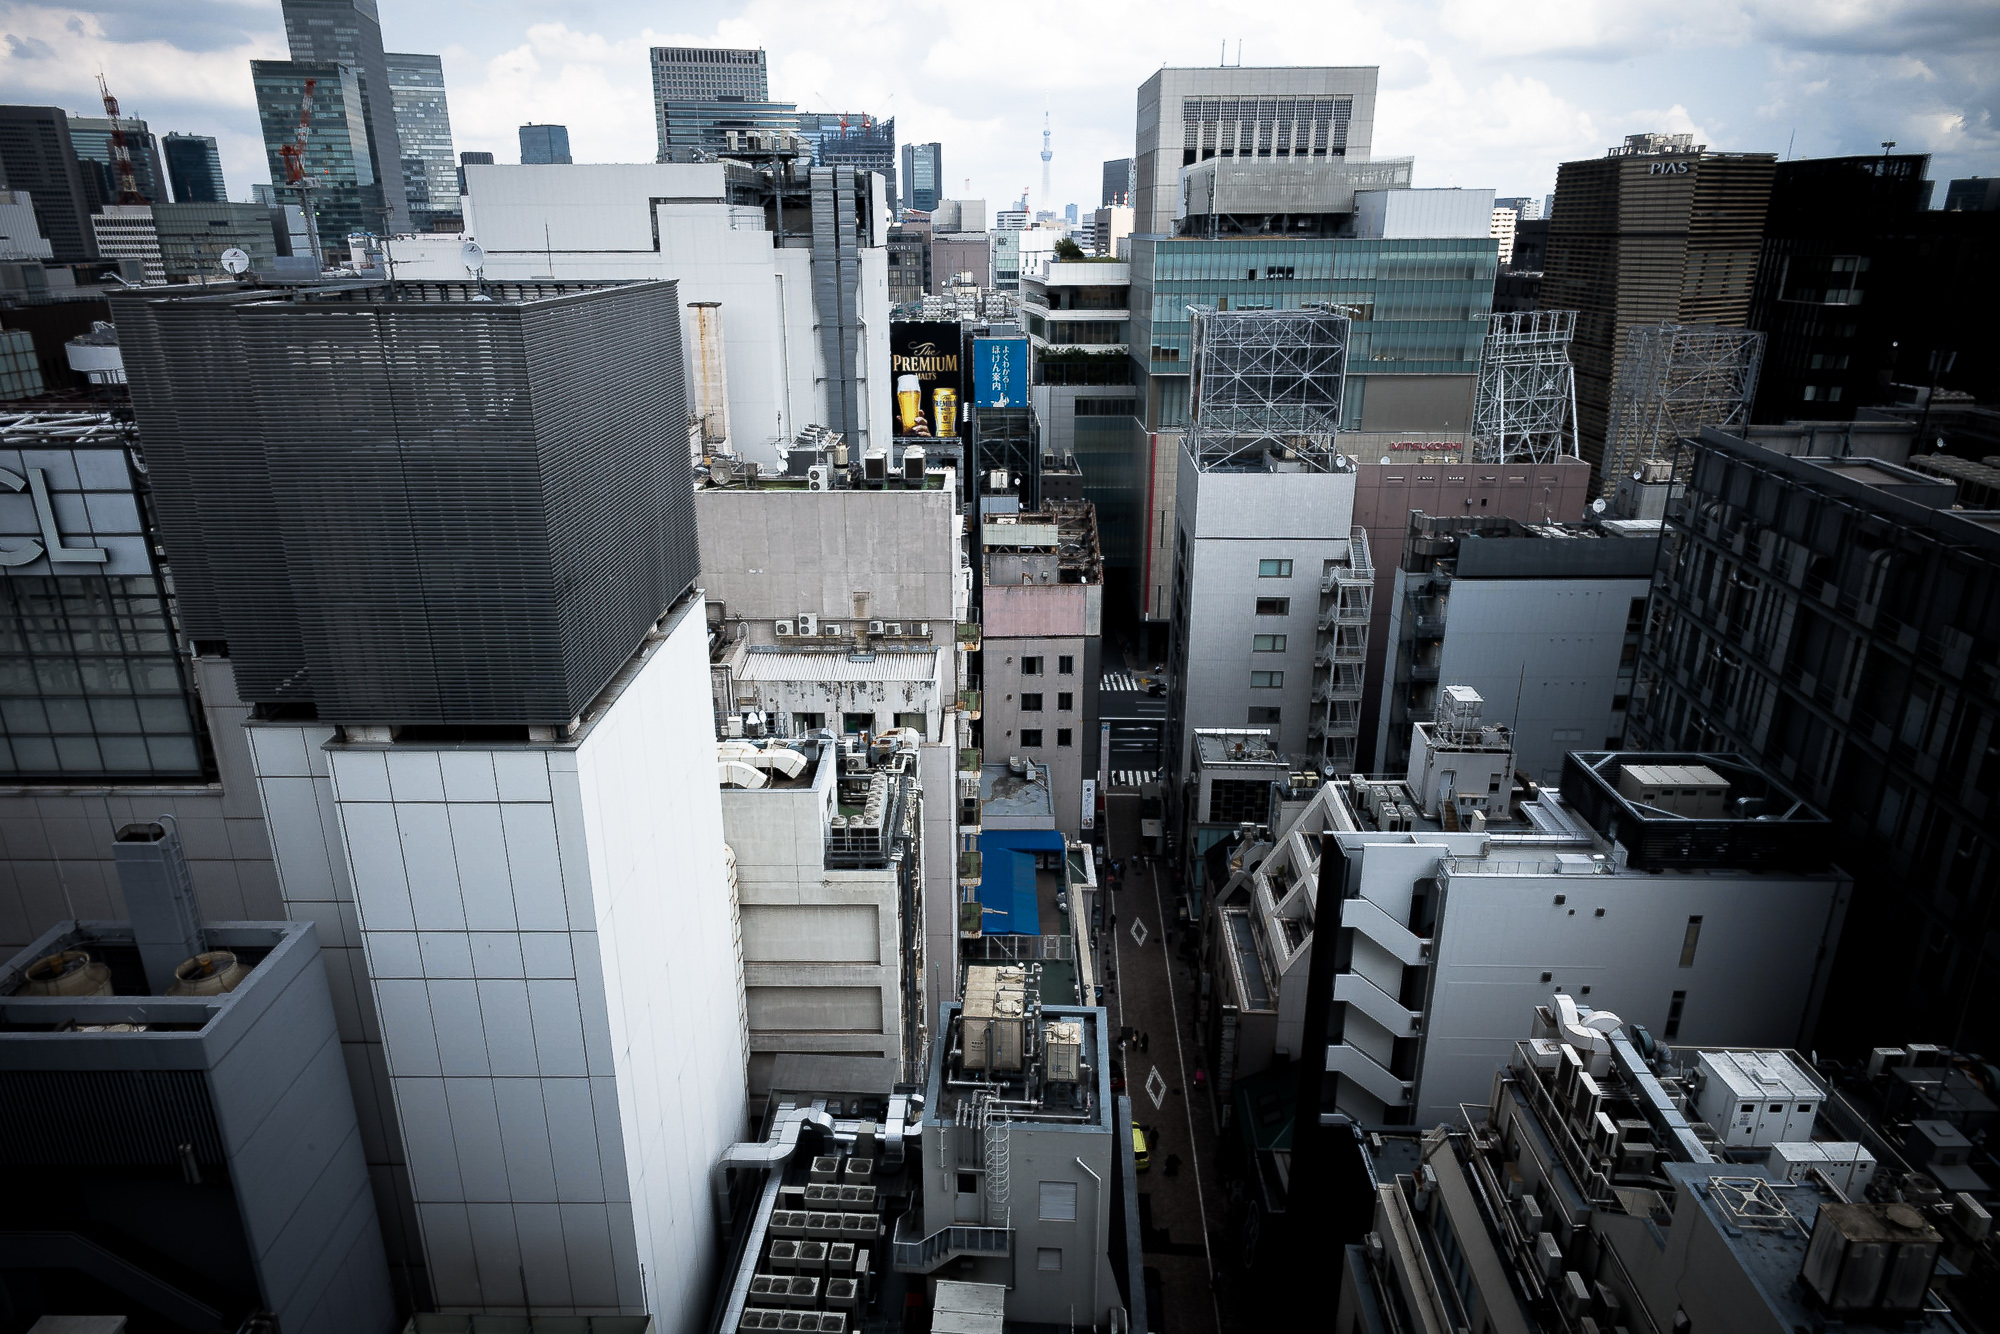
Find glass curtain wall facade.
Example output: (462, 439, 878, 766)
(251, 61, 386, 243)
(1130, 236, 1498, 427)
(385, 53, 458, 228)
(162, 133, 226, 203)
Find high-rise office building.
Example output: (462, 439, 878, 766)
(0, 106, 97, 260)
(1131, 66, 1378, 235)
(799, 112, 894, 209)
(456, 148, 492, 194)
(1102, 156, 1132, 207)
(385, 52, 458, 228)
(1630, 428, 2000, 1060)
(68, 113, 170, 205)
(251, 61, 389, 244)
(1749, 153, 1998, 421)
(518, 121, 571, 164)
(655, 99, 800, 163)
(649, 45, 771, 161)
(162, 131, 226, 202)
(281, 0, 410, 231)
(115, 279, 745, 1320)
(903, 140, 942, 212)
(1540, 133, 1776, 483)
(1944, 175, 2000, 211)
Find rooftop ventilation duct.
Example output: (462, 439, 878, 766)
(113, 819, 206, 995)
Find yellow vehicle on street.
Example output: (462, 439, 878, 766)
(1132, 1125, 1150, 1172)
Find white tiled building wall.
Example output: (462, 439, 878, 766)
(248, 601, 745, 1327)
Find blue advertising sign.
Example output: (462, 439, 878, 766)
(973, 337, 1028, 409)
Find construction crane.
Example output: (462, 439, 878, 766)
(276, 77, 325, 269)
(95, 74, 147, 205)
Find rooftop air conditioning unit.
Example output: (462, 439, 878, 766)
(824, 623, 843, 637)
(808, 465, 831, 491)
(918, 622, 931, 636)
(885, 623, 903, 636)
(798, 613, 818, 635)
(776, 620, 795, 637)
(868, 620, 885, 635)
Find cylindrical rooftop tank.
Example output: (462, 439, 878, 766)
(19, 949, 113, 997)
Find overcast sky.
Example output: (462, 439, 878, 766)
(6, 0, 1997, 215)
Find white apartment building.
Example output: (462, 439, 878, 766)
(90, 204, 165, 285)
(1201, 706, 1851, 1127)
(979, 504, 1104, 838)
(388, 163, 891, 467)
(719, 735, 923, 1100)
(1167, 450, 1372, 776)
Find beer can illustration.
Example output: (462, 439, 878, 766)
(933, 387, 958, 438)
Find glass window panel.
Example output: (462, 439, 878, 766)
(130, 658, 183, 693)
(0, 697, 48, 731)
(0, 739, 13, 770)
(44, 698, 93, 731)
(55, 735, 103, 770)
(33, 658, 81, 692)
(138, 697, 193, 732)
(98, 736, 152, 771)
(147, 736, 200, 772)
(12, 735, 57, 770)
(89, 697, 142, 732)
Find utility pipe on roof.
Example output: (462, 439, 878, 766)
(711, 1104, 835, 1240)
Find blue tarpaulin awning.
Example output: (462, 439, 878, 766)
(981, 830, 1067, 854)
(976, 847, 1041, 935)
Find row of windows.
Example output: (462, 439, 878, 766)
(1017, 693, 1076, 711)
(1017, 728, 1074, 748)
(1017, 655, 1075, 675)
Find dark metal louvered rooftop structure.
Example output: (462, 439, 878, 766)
(112, 278, 699, 729)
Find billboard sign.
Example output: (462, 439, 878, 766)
(890, 321, 964, 439)
(973, 336, 1028, 409)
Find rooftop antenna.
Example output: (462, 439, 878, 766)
(1220, 39, 1226, 66)
(1237, 39, 1243, 66)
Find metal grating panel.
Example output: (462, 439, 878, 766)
(0, 1067, 226, 1168)
(113, 280, 699, 724)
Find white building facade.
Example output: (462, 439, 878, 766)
(247, 596, 747, 1325)
(389, 163, 891, 468)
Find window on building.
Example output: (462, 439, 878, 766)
(1021, 729, 1043, 747)
(1679, 916, 1703, 968)
(1628, 597, 1647, 632)
(1037, 1248, 1063, 1272)
(1251, 671, 1284, 689)
(1255, 597, 1290, 616)
(1057, 692, 1074, 711)
(1665, 990, 1688, 1040)
(1022, 656, 1043, 675)
(794, 712, 825, 733)
(1248, 707, 1281, 725)
(1039, 1181, 1078, 1221)
(894, 711, 926, 734)
(842, 712, 874, 734)
(1253, 634, 1286, 652)
(1057, 728, 1073, 746)
(957, 1172, 978, 1194)
(1022, 693, 1043, 711)
(1258, 559, 1293, 578)
(1058, 654, 1075, 674)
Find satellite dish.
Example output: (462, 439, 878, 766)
(1592, 498, 1608, 513)
(1379, 456, 1392, 465)
(219, 246, 251, 275)
(461, 240, 486, 275)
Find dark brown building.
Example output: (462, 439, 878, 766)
(1541, 134, 1775, 485)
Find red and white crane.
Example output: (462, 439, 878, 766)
(276, 76, 324, 268)
(95, 73, 147, 205)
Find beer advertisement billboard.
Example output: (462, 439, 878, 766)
(889, 321, 963, 439)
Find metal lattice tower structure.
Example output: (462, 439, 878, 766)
(1187, 305, 1351, 471)
(1471, 310, 1581, 465)
(1602, 322, 1764, 484)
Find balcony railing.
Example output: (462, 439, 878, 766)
(891, 1212, 1013, 1272)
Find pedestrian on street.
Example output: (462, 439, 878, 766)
(1194, 1067, 1206, 1091)
(1165, 1154, 1182, 1178)
(1140, 1032, 1150, 1054)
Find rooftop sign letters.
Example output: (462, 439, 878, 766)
(0, 467, 107, 566)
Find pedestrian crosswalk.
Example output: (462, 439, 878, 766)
(1101, 671, 1143, 691)
(1109, 769, 1159, 788)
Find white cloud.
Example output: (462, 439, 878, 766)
(5, 0, 1996, 213)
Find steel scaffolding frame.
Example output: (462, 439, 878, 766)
(1602, 322, 1764, 484)
(1471, 310, 1580, 465)
(1187, 305, 1350, 471)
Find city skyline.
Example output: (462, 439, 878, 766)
(2, 0, 1994, 220)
